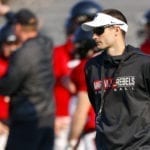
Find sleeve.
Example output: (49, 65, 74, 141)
(74, 62, 87, 91)
(143, 62, 150, 95)
(53, 47, 71, 78)
(0, 48, 30, 95)
(84, 63, 97, 113)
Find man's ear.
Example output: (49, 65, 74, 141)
(113, 26, 122, 37)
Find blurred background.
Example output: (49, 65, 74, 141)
(1, 0, 149, 47)
(0, 1, 149, 149)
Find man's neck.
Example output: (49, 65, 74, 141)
(107, 41, 125, 56)
(107, 47, 125, 56)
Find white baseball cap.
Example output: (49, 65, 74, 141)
(82, 13, 128, 32)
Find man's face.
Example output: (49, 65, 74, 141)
(13, 24, 24, 43)
(92, 25, 118, 50)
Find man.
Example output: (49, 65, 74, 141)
(0, 5, 55, 150)
(66, 27, 97, 150)
(0, 23, 20, 150)
(53, 1, 102, 150)
(82, 9, 150, 150)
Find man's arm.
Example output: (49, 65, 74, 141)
(84, 65, 97, 113)
(67, 91, 91, 149)
(0, 49, 29, 95)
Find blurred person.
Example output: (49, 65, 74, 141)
(53, 1, 102, 150)
(0, 23, 20, 150)
(82, 9, 150, 150)
(0, 4, 55, 150)
(66, 27, 98, 150)
(140, 9, 150, 54)
(53, 16, 76, 150)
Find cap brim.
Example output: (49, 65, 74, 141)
(81, 17, 109, 31)
(81, 21, 103, 31)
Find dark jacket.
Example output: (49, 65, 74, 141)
(85, 45, 150, 150)
(0, 34, 55, 127)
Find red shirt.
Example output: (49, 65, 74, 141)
(0, 58, 9, 120)
(140, 38, 150, 54)
(53, 37, 74, 116)
(71, 59, 95, 132)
